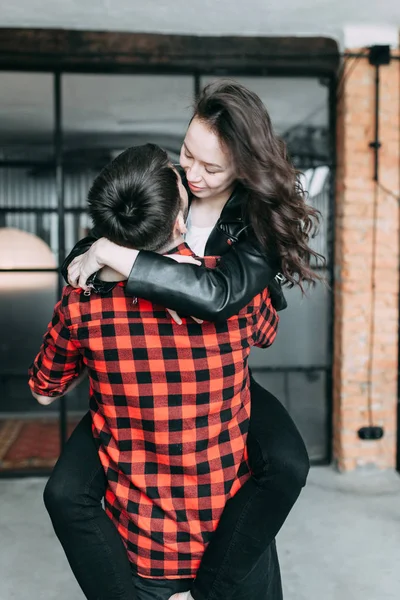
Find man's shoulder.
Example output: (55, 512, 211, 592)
(254, 286, 273, 310)
(60, 283, 140, 324)
(58, 285, 87, 322)
(61, 284, 82, 303)
(203, 256, 219, 269)
(236, 286, 272, 316)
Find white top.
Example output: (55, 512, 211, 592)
(184, 209, 214, 257)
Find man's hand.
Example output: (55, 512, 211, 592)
(32, 393, 56, 406)
(165, 253, 203, 325)
(168, 592, 195, 600)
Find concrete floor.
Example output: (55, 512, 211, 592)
(0, 466, 399, 600)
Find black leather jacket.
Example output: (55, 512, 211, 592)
(61, 182, 287, 320)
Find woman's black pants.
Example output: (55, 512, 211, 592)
(44, 378, 309, 600)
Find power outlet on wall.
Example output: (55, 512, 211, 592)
(357, 426, 384, 440)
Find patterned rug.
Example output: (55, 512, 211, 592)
(0, 419, 77, 472)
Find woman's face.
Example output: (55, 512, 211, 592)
(179, 117, 236, 200)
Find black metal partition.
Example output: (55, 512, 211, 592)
(0, 64, 336, 476)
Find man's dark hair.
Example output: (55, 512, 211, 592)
(88, 144, 181, 252)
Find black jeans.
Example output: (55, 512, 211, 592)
(44, 377, 309, 600)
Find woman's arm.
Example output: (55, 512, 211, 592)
(61, 237, 138, 290)
(126, 240, 279, 322)
(63, 237, 283, 321)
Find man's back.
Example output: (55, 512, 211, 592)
(30, 243, 278, 579)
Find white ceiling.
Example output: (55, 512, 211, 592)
(0, 0, 399, 46)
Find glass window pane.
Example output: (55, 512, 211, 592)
(201, 76, 328, 137)
(0, 72, 57, 249)
(0, 272, 61, 473)
(0, 72, 54, 140)
(0, 72, 60, 473)
(63, 74, 194, 162)
(250, 270, 331, 369)
(0, 274, 58, 400)
(251, 370, 328, 462)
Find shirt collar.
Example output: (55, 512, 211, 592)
(164, 242, 195, 257)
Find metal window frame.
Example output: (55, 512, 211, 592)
(0, 45, 338, 477)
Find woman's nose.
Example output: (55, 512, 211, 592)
(186, 164, 202, 183)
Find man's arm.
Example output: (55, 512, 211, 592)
(28, 297, 85, 405)
(33, 368, 87, 405)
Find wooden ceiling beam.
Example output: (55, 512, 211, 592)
(0, 28, 340, 75)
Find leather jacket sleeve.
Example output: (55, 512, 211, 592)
(126, 240, 281, 322)
(61, 234, 287, 318)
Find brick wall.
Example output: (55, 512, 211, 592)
(334, 49, 400, 470)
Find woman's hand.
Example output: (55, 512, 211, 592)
(168, 592, 194, 600)
(164, 254, 203, 325)
(166, 309, 204, 326)
(68, 238, 109, 291)
(68, 238, 139, 291)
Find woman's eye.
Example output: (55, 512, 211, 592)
(205, 168, 217, 175)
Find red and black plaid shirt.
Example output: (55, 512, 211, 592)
(29, 243, 279, 579)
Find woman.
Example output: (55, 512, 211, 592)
(46, 80, 322, 600)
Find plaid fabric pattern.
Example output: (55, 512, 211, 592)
(29, 243, 279, 579)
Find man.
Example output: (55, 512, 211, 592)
(29, 144, 279, 600)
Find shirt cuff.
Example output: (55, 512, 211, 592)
(28, 378, 65, 398)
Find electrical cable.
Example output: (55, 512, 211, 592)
(336, 49, 367, 103)
(377, 182, 400, 202)
(366, 181, 379, 427)
(361, 50, 399, 437)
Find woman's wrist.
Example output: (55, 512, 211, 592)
(95, 238, 115, 267)
(96, 238, 139, 279)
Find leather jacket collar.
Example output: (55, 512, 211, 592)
(179, 168, 287, 311)
(178, 166, 248, 256)
(218, 184, 247, 223)
(204, 185, 250, 257)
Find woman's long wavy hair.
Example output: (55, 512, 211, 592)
(194, 80, 325, 289)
